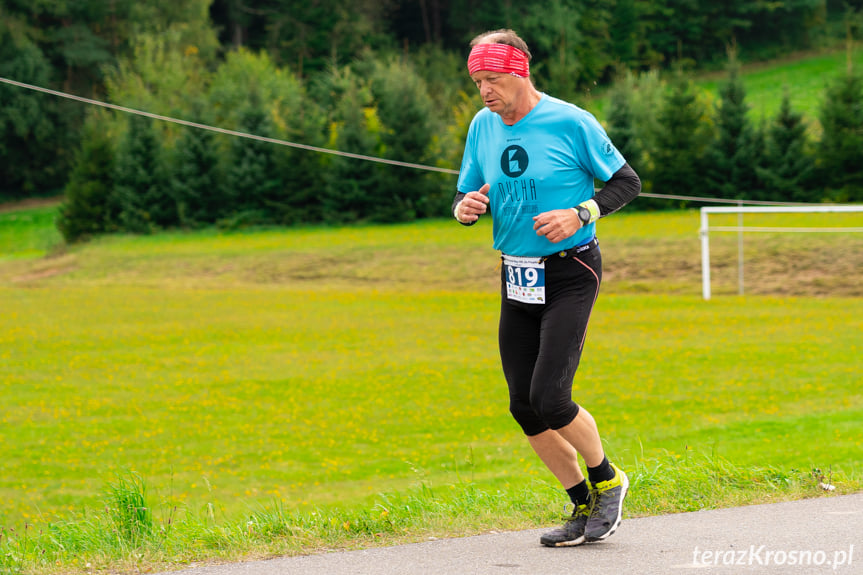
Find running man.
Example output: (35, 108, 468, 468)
(452, 29, 641, 547)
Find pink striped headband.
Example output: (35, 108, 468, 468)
(467, 43, 530, 78)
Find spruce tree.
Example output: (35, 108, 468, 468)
(171, 121, 226, 227)
(0, 27, 70, 200)
(321, 71, 381, 224)
(606, 72, 642, 174)
(273, 95, 327, 226)
(817, 70, 863, 202)
(651, 72, 707, 206)
(224, 104, 284, 225)
(610, 0, 639, 67)
(57, 112, 115, 243)
(369, 58, 437, 222)
(112, 114, 174, 233)
(756, 89, 815, 202)
(703, 56, 762, 200)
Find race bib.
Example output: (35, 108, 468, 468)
(502, 255, 546, 304)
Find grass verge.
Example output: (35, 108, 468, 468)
(1, 453, 854, 575)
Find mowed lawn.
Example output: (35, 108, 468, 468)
(1, 207, 861, 531)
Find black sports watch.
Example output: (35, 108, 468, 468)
(575, 205, 591, 226)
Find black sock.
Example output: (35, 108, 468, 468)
(587, 456, 615, 484)
(565, 480, 591, 507)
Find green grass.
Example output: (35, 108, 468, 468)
(3, 207, 861, 296)
(0, 458, 842, 575)
(0, 205, 861, 573)
(0, 206, 63, 261)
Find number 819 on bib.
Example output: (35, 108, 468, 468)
(502, 256, 546, 304)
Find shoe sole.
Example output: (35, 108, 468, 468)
(541, 534, 586, 548)
(585, 470, 629, 542)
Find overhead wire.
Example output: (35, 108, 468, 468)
(0, 76, 460, 175)
(0, 76, 843, 207)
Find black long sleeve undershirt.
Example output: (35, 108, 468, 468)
(452, 162, 641, 226)
(592, 162, 641, 217)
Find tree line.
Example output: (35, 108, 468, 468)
(607, 55, 863, 208)
(0, 0, 861, 242)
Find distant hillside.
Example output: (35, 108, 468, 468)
(591, 46, 863, 130)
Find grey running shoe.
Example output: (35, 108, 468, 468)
(540, 501, 591, 547)
(584, 463, 629, 542)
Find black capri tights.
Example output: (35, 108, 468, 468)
(498, 245, 602, 437)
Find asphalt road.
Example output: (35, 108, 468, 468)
(158, 492, 862, 575)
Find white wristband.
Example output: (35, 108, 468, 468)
(454, 200, 466, 223)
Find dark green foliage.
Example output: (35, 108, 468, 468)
(651, 73, 708, 204)
(112, 115, 175, 233)
(756, 90, 815, 202)
(635, 0, 824, 68)
(522, 0, 587, 98)
(223, 105, 285, 226)
(272, 81, 328, 226)
(817, 70, 863, 202)
(369, 58, 440, 222)
(1, 0, 860, 238)
(317, 68, 381, 224)
(0, 24, 71, 200)
(0, 0, 133, 202)
(610, 0, 640, 68)
(170, 122, 227, 227)
(703, 56, 762, 200)
(57, 112, 116, 242)
(209, 0, 394, 77)
(606, 75, 643, 174)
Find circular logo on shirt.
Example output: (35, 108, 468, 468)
(501, 145, 529, 178)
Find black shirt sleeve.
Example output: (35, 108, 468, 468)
(594, 162, 641, 218)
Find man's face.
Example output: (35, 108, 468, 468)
(471, 70, 524, 117)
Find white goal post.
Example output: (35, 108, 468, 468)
(700, 205, 863, 300)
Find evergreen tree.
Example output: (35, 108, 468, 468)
(223, 104, 284, 225)
(617, 69, 664, 199)
(606, 71, 643, 174)
(369, 58, 438, 222)
(0, 25, 69, 200)
(817, 70, 863, 202)
(703, 55, 762, 200)
(171, 121, 226, 227)
(756, 89, 815, 202)
(610, 0, 639, 67)
(207, 47, 322, 224)
(651, 72, 708, 206)
(321, 69, 382, 224)
(272, 74, 328, 226)
(522, 0, 586, 98)
(112, 114, 174, 233)
(57, 111, 116, 243)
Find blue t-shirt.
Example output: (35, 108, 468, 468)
(457, 94, 625, 257)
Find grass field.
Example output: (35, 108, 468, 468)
(1, 204, 861, 573)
